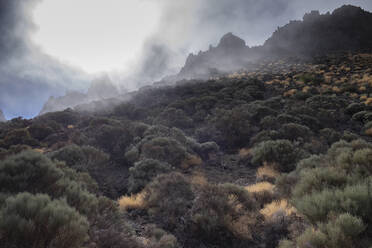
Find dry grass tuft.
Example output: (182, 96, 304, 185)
(191, 172, 208, 187)
(245, 182, 275, 193)
(260, 199, 296, 219)
(118, 192, 146, 211)
(256, 164, 280, 181)
(239, 148, 251, 158)
(365, 98, 372, 106)
(181, 154, 203, 169)
(365, 128, 372, 136)
(283, 89, 297, 97)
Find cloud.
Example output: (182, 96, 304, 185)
(0, 0, 90, 119)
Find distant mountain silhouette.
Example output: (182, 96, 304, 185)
(0, 109, 6, 122)
(39, 75, 121, 115)
(179, 5, 372, 79)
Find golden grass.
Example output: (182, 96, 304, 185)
(239, 148, 251, 158)
(365, 128, 372, 136)
(365, 98, 372, 106)
(191, 173, 208, 187)
(33, 148, 45, 154)
(256, 164, 280, 180)
(331, 86, 341, 93)
(359, 86, 367, 92)
(181, 154, 203, 169)
(360, 95, 368, 101)
(260, 199, 296, 219)
(302, 86, 311, 93)
(283, 89, 297, 97)
(245, 182, 275, 193)
(118, 192, 146, 211)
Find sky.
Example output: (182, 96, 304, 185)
(1, 0, 372, 119)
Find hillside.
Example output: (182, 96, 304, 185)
(2, 51, 372, 247)
(2, 4, 372, 248)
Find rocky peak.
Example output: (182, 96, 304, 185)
(0, 109, 6, 122)
(217, 32, 246, 49)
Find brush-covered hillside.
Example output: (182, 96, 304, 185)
(2, 5, 372, 248)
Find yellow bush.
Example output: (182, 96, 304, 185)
(118, 192, 146, 211)
(365, 128, 372, 136)
(245, 182, 275, 193)
(365, 98, 372, 106)
(283, 89, 297, 97)
(256, 164, 280, 181)
(239, 148, 251, 158)
(260, 199, 296, 220)
(360, 95, 368, 101)
(181, 154, 203, 169)
(302, 86, 311, 93)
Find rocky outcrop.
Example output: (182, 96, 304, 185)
(178, 5, 372, 79)
(0, 109, 6, 122)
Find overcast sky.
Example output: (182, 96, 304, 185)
(1, 0, 372, 119)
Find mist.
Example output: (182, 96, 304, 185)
(0, 0, 90, 119)
(1, 0, 372, 118)
(131, 0, 372, 86)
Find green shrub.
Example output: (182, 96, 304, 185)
(49, 144, 109, 171)
(0, 150, 63, 194)
(191, 183, 260, 243)
(154, 107, 194, 128)
(141, 137, 187, 167)
(0, 193, 89, 248)
(3, 128, 39, 148)
(345, 103, 365, 115)
(28, 123, 54, 141)
(279, 123, 312, 141)
(0, 151, 98, 217)
(252, 140, 298, 172)
(128, 159, 172, 194)
(294, 214, 365, 248)
(292, 167, 348, 198)
(145, 173, 194, 230)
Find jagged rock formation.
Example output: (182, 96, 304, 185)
(179, 5, 372, 79)
(0, 109, 6, 122)
(264, 5, 372, 57)
(179, 32, 256, 79)
(39, 75, 121, 115)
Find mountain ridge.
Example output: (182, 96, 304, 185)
(179, 5, 372, 79)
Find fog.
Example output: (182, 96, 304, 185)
(1, 0, 372, 119)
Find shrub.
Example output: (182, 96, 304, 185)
(252, 140, 298, 172)
(345, 102, 365, 115)
(191, 183, 261, 243)
(49, 144, 109, 171)
(94, 124, 133, 155)
(145, 173, 194, 230)
(293, 214, 366, 248)
(28, 123, 54, 141)
(0, 150, 63, 194)
(0, 193, 89, 248)
(292, 167, 348, 199)
(141, 137, 188, 168)
(154, 107, 194, 128)
(0, 151, 98, 217)
(3, 128, 39, 148)
(128, 159, 172, 193)
(279, 123, 312, 141)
